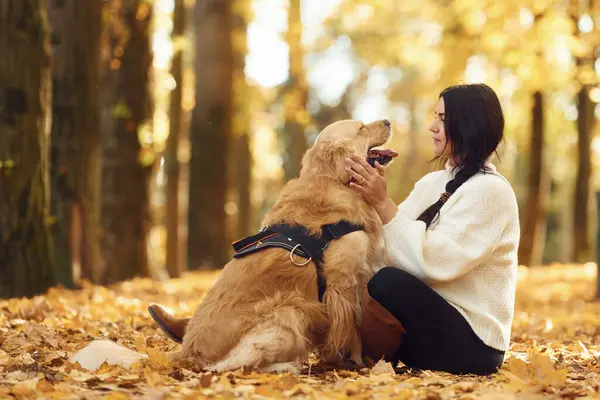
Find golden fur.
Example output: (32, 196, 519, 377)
(175, 119, 392, 373)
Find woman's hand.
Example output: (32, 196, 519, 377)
(345, 156, 398, 224)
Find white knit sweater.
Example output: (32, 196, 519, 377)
(375, 161, 520, 351)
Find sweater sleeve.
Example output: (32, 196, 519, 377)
(382, 177, 516, 282)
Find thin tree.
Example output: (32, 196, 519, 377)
(165, 0, 187, 278)
(232, 0, 252, 239)
(571, 1, 597, 262)
(518, 90, 549, 267)
(281, 0, 310, 181)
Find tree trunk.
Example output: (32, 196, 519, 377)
(282, 0, 309, 181)
(165, 0, 186, 278)
(48, 0, 103, 286)
(232, 0, 252, 239)
(571, 5, 597, 262)
(572, 85, 595, 262)
(0, 0, 56, 298)
(187, 0, 233, 269)
(518, 91, 548, 266)
(100, 0, 153, 284)
(235, 135, 252, 237)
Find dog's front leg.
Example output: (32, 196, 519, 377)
(348, 281, 364, 367)
(349, 336, 363, 366)
(320, 232, 373, 367)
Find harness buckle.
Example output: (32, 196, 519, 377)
(289, 244, 312, 266)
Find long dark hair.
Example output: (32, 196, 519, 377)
(417, 83, 505, 228)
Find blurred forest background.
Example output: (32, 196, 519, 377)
(1, 0, 600, 298)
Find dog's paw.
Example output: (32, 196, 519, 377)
(349, 340, 364, 367)
(166, 349, 182, 363)
(261, 361, 302, 374)
(338, 358, 363, 371)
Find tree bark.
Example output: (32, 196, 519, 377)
(165, 0, 186, 278)
(518, 91, 548, 266)
(187, 0, 233, 269)
(232, 0, 252, 239)
(0, 0, 56, 298)
(235, 135, 252, 238)
(572, 85, 595, 262)
(571, 1, 596, 262)
(282, 0, 309, 181)
(100, 0, 153, 284)
(48, 0, 103, 286)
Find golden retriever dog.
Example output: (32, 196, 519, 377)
(171, 119, 396, 373)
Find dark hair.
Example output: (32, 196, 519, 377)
(417, 83, 504, 228)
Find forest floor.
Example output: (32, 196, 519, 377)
(1, 263, 600, 399)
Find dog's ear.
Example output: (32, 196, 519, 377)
(301, 138, 360, 181)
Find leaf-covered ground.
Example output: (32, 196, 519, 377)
(1, 264, 600, 399)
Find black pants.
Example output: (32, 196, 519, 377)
(367, 267, 505, 375)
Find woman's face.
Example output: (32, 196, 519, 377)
(429, 98, 452, 158)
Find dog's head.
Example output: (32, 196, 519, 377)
(300, 119, 397, 182)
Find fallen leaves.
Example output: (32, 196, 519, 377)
(146, 347, 171, 371)
(370, 358, 396, 375)
(0, 265, 599, 398)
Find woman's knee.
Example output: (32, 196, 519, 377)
(367, 267, 423, 303)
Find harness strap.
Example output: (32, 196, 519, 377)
(266, 225, 328, 302)
(231, 220, 364, 302)
(321, 220, 363, 240)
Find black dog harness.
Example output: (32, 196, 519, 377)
(232, 221, 363, 302)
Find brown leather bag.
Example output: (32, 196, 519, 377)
(359, 282, 406, 362)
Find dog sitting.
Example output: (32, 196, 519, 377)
(161, 119, 397, 373)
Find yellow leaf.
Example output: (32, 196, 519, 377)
(278, 374, 299, 390)
(505, 357, 529, 377)
(0, 349, 9, 364)
(214, 374, 232, 391)
(342, 380, 362, 396)
(146, 347, 170, 370)
(11, 381, 36, 397)
(498, 369, 529, 392)
(529, 352, 567, 388)
(135, 334, 146, 353)
(284, 383, 314, 397)
(43, 392, 75, 399)
(103, 392, 130, 400)
(129, 360, 144, 374)
(144, 368, 163, 388)
(371, 359, 396, 375)
(36, 379, 55, 393)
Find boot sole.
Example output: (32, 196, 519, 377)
(147, 305, 183, 344)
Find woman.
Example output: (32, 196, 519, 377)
(346, 83, 520, 375)
(149, 83, 519, 376)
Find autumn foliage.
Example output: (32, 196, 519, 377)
(0, 264, 599, 398)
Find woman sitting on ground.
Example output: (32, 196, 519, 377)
(149, 82, 520, 376)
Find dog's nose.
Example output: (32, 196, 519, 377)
(383, 119, 391, 127)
